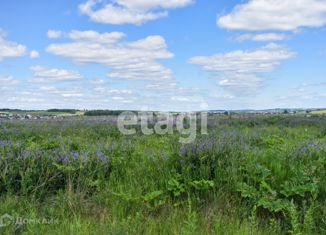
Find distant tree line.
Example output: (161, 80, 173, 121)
(84, 110, 127, 116)
(47, 109, 77, 114)
(0, 109, 23, 112)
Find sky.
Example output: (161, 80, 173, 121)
(0, 0, 325, 111)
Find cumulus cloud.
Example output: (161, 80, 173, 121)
(47, 30, 63, 38)
(30, 50, 40, 58)
(144, 81, 203, 99)
(299, 82, 326, 88)
(145, 82, 179, 92)
(218, 0, 326, 31)
(189, 44, 296, 95)
(92, 87, 138, 104)
(0, 75, 19, 86)
(0, 75, 19, 94)
(79, 0, 193, 25)
(29, 66, 83, 83)
(171, 96, 191, 102)
(38, 86, 84, 97)
(46, 30, 174, 81)
(235, 33, 287, 42)
(90, 79, 106, 85)
(94, 87, 132, 95)
(68, 30, 126, 43)
(0, 33, 27, 60)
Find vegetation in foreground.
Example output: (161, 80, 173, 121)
(0, 114, 325, 234)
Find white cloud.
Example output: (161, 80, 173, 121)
(39, 86, 84, 97)
(146, 82, 178, 91)
(93, 87, 106, 93)
(30, 50, 40, 58)
(189, 43, 295, 95)
(0, 33, 27, 60)
(90, 79, 106, 85)
(30, 66, 83, 83)
(299, 82, 326, 88)
(218, 0, 326, 31)
(94, 87, 133, 95)
(144, 81, 203, 99)
(92, 87, 138, 104)
(112, 96, 125, 100)
(68, 30, 125, 43)
(171, 96, 191, 102)
(8, 97, 44, 103)
(79, 0, 193, 25)
(0, 75, 19, 86)
(46, 30, 174, 81)
(47, 30, 63, 38)
(235, 33, 287, 42)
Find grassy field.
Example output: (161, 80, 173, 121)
(0, 110, 85, 117)
(0, 114, 325, 234)
(310, 109, 326, 115)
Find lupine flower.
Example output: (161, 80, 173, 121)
(0, 140, 11, 148)
(54, 155, 61, 163)
(72, 151, 79, 160)
(97, 149, 104, 158)
(62, 157, 69, 165)
(97, 148, 109, 164)
(102, 155, 109, 164)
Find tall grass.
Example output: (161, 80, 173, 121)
(0, 115, 325, 234)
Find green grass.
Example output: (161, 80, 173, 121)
(310, 109, 326, 115)
(0, 114, 325, 234)
(0, 110, 85, 116)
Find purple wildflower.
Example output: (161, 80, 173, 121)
(54, 155, 61, 163)
(0, 140, 11, 148)
(62, 156, 69, 165)
(97, 149, 104, 158)
(72, 151, 79, 160)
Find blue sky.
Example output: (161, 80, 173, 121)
(0, 0, 325, 111)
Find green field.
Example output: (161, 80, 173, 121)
(310, 109, 326, 115)
(0, 114, 325, 234)
(0, 109, 85, 117)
